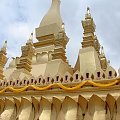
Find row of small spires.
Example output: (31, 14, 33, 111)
(0, 6, 106, 58)
(0, 37, 106, 59)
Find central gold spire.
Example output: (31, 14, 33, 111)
(36, 0, 63, 40)
(40, 0, 63, 28)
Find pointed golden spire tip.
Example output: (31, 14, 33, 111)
(2, 40, 7, 50)
(87, 7, 90, 14)
(85, 7, 91, 19)
(87, 7, 90, 11)
(27, 33, 33, 44)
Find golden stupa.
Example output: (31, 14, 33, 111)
(0, 0, 120, 120)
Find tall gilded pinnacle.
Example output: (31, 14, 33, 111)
(16, 33, 35, 73)
(0, 41, 8, 80)
(74, 7, 104, 74)
(36, 0, 64, 40)
(81, 7, 97, 48)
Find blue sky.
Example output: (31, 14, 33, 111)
(0, 0, 120, 71)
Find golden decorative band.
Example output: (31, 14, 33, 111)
(0, 80, 119, 94)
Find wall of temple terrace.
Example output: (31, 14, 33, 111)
(0, 95, 119, 120)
